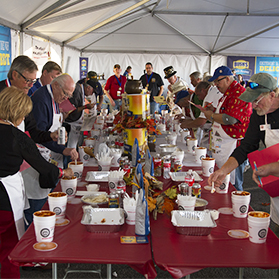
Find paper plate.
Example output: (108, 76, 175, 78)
(204, 185, 212, 191)
(218, 207, 233, 215)
(55, 218, 70, 226)
(33, 242, 58, 252)
(228, 230, 249, 239)
(67, 198, 82, 204)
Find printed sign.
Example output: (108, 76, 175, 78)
(227, 56, 255, 80)
(79, 57, 88, 80)
(0, 25, 11, 81)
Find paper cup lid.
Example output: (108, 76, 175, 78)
(33, 242, 58, 251)
(228, 230, 249, 239)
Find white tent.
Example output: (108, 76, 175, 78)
(1, 0, 279, 85)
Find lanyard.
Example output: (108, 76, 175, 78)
(5, 79, 11, 87)
(114, 75, 122, 87)
(48, 85, 60, 114)
(145, 73, 153, 85)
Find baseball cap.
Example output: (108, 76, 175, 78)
(87, 71, 98, 81)
(114, 64, 121, 69)
(175, 90, 189, 104)
(208, 66, 233, 82)
(239, 73, 277, 103)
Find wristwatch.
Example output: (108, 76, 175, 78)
(210, 113, 214, 122)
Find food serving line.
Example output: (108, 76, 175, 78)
(9, 137, 279, 279)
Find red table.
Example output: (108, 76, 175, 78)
(151, 166, 279, 279)
(9, 166, 157, 279)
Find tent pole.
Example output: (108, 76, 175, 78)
(61, 44, 65, 73)
(19, 31, 24, 55)
(209, 54, 212, 75)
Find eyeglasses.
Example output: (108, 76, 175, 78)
(15, 70, 36, 85)
(253, 95, 265, 106)
(214, 76, 227, 84)
(59, 84, 71, 99)
(247, 81, 270, 91)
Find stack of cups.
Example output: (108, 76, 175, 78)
(201, 157, 215, 177)
(124, 204, 136, 225)
(91, 129, 100, 140)
(33, 210, 56, 243)
(78, 146, 90, 165)
(60, 176, 77, 198)
(231, 191, 251, 218)
(186, 138, 197, 154)
(195, 147, 207, 164)
(181, 129, 190, 144)
(68, 161, 84, 180)
(48, 192, 67, 219)
(216, 173, 230, 194)
(247, 211, 270, 244)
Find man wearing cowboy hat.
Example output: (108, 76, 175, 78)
(140, 62, 164, 114)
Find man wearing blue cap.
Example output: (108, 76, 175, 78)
(203, 66, 252, 190)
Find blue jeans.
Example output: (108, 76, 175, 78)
(24, 197, 48, 229)
(109, 99, 122, 112)
(234, 159, 249, 191)
(150, 101, 160, 115)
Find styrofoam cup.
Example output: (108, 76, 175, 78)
(94, 123, 103, 130)
(195, 147, 207, 164)
(33, 210, 56, 243)
(124, 205, 136, 225)
(216, 173, 230, 194)
(248, 211, 270, 244)
(108, 176, 119, 193)
(177, 195, 196, 211)
(78, 146, 90, 165)
(166, 133, 177, 145)
(68, 161, 84, 180)
(231, 191, 251, 218)
(85, 138, 96, 147)
(48, 192, 67, 219)
(60, 177, 77, 198)
(90, 129, 100, 140)
(186, 138, 197, 153)
(181, 130, 190, 143)
(98, 162, 111, 172)
(201, 157, 215, 177)
(111, 151, 122, 167)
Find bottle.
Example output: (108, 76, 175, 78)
(154, 154, 162, 177)
(163, 158, 171, 179)
(185, 169, 194, 186)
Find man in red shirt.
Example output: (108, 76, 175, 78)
(203, 66, 252, 190)
(104, 64, 127, 112)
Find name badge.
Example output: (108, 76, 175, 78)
(260, 124, 271, 131)
(117, 91, 121, 97)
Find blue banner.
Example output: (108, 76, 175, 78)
(255, 57, 279, 86)
(227, 56, 255, 80)
(0, 25, 11, 81)
(79, 57, 88, 80)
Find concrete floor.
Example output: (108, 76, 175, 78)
(18, 165, 279, 279)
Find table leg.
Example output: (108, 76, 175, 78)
(239, 267, 244, 279)
(107, 264, 111, 279)
(184, 275, 190, 279)
(52, 263, 57, 279)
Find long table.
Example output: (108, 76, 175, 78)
(9, 166, 157, 279)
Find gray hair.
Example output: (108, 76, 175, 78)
(51, 74, 73, 88)
(190, 71, 202, 80)
(8, 55, 38, 80)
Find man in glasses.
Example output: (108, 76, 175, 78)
(208, 72, 279, 234)
(203, 66, 252, 190)
(23, 74, 78, 226)
(0, 55, 59, 144)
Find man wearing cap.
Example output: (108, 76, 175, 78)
(164, 66, 189, 107)
(65, 81, 98, 149)
(203, 66, 252, 190)
(140, 62, 164, 114)
(104, 64, 127, 112)
(209, 73, 279, 231)
(77, 71, 98, 84)
(28, 61, 62, 96)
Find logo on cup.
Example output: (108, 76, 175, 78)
(40, 228, 50, 238)
(117, 157, 121, 163)
(74, 171, 80, 178)
(83, 154, 90, 160)
(192, 146, 195, 151)
(98, 165, 102, 171)
(92, 135, 98, 139)
(178, 205, 185, 210)
(219, 183, 226, 190)
(66, 188, 74, 195)
(53, 206, 62, 215)
(239, 205, 247, 213)
(109, 181, 116, 189)
(200, 155, 205, 160)
(209, 167, 214, 173)
(258, 228, 267, 239)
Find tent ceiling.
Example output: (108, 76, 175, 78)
(1, 0, 279, 56)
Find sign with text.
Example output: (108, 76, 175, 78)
(79, 57, 88, 80)
(32, 40, 50, 66)
(0, 25, 11, 81)
(255, 56, 279, 85)
(227, 56, 255, 80)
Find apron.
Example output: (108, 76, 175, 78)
(212, 95, 237, 184)
(0, 172, 27, 239)
(22, 84, 63, 200)
(264, 114, 279, 225)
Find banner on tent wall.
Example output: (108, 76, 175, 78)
(0, 25, 11, 81)
(32, 40, 50, 66)
(227, 56, 255, 80)
(255, 57, 279, 85)
(79, 57, 88, 80)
